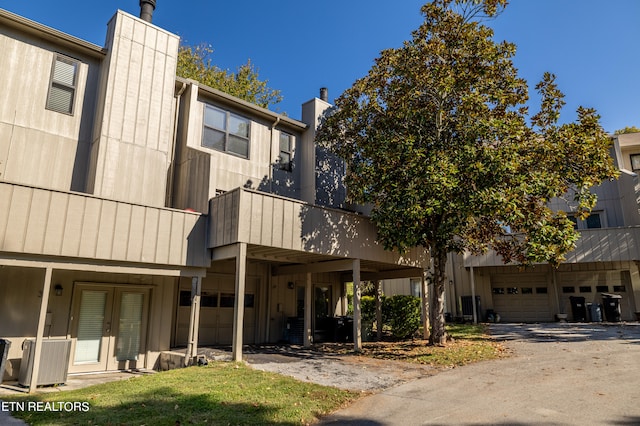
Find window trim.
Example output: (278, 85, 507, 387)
(569, 211, 605, 230)
(46, 54, 78, 115)
(202, 104, 251, 159)
(630, 154, 640, 172)
(278, 131, 293, 171)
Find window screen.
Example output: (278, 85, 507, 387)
(46, 55, 78, 114)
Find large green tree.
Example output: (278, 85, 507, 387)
(316, 0, 618, 344)
(177, 44, 282, 109)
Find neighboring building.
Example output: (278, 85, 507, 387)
(453, 132, 640, 323)
(0, 5, 426, 390)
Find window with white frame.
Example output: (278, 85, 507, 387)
(279, 131, 293, 171)
(46, 54, 78, 114)
(202, 105, 250, 158)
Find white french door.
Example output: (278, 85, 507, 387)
(69, 284, 149, 373)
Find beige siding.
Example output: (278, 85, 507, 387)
(0, 182, 208, 267)
(172, 84, 306, 212)
(88, 11, 179, 207)
(465, 227, 640, 267)
(209, 188, 426, 267)
(0, 25, 100, 192)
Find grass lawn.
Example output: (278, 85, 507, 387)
(4, 363, 359, 425)
(3, 324, 501, 425)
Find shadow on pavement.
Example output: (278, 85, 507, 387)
(488, 322, 640, 344)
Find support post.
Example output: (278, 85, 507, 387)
(30, 267, 53, 393)
(303, 272, 313, 347)
(470, 266, 478, 324)
(232, 243, 247, 361)
(375, 280, 383, 341)
(352, 259, 362, 351)
(422, 269, 430, 341)
(185, 276, 202, 366)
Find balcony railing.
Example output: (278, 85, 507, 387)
(209, 188, 426, 267)
(0, 182, 208, 267)
(464, 227, 640, 267)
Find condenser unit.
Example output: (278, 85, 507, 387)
(18, 339, 71, 387)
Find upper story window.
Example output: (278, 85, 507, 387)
(569, 212, 603, 229)
(630, 154, 640, 172)
(202, 105, 250, 158)
(46, 54, 78, 115)
(279, 132, 293, 171)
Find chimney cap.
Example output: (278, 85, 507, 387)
(320, 87, 328, 102)
(140, 0, 157, 23)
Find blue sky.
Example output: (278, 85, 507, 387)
(2, 0, 638, 133)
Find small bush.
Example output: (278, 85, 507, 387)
(383, 295, 421, 339)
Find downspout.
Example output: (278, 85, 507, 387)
(269, 116, 281, 193)
(166, 81, 187, 207)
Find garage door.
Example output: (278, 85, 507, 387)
(176, 275, 257, 346)
(491, 273, 552, 322)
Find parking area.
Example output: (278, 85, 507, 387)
(321, 322, 640, 425)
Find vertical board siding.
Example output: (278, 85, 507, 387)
(208, 188, 425, 267)
(0, 182, 205, 267)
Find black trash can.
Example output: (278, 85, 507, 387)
(569, 296, 587, 322)
(0, 338, 11, 384)
(601, 293, 622, 322)
(334, 316, 354, 342)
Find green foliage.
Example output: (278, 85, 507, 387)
(360, 295, 377, 322)
(384, 295, 422, 339)
(316, 0, 618, 344)
(614, 126, 640, 135)
(177, 44, 282, 108)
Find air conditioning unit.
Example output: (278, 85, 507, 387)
(18, 339, 71, 387)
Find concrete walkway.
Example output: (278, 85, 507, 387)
(320, 323, 640, 426)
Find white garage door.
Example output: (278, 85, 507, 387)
(491, 273, 552, 322)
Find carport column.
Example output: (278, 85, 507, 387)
(185, 276, 202, 367)
(232, 243, 247, 362)
(470, 266, 478, 324)
(375, 280, 383, 340)
(30, 266, 53, 393)
(353, 259, 362, 351)
(303, 272, 313, 347)
(422, 269, 430, 340)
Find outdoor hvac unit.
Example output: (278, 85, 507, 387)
(18, 339, 71, 387)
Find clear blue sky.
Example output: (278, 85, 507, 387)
(2, 0, 638, 133)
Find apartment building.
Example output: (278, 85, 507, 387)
(449, 132, 640, 323)
(0, 5, 426, 390)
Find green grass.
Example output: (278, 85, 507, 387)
(4, 363, 359, 425)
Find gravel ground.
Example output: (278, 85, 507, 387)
(199, 344, 438, 392)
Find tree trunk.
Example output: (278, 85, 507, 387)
(429, 247, 448, 345)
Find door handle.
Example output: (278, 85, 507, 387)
(105, 322, 111, 333)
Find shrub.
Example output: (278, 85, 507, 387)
(383, 295, 421, 339)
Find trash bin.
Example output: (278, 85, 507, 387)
(0, 339, 10, 384)
(569, 296, 587, 322)
(334, 316, 353, 342)
(601, 293, 622, 322)
(588, 303, 602, 322)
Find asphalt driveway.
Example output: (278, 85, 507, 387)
(319, 322, 640, 426)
